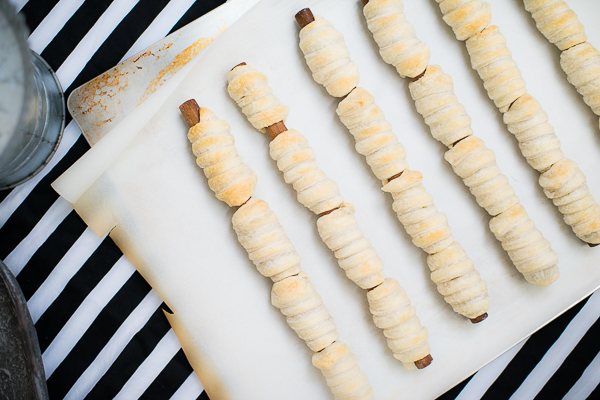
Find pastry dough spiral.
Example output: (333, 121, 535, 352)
(270, 129, 344, 215)
(382, 170, 455, 254)
(271, 273, 340, 352)
(409, 65, 473, 147)
(336, 87, 409, 182)
(489, 204, 560, 286)
(187, 108, 257, 207)
(560, 42, 600, 117)
(427, 242, 489, 319)
(317, 203, 385, 290)
(367, 278, 430, 369)
(444, 136, 520, 217)
(503, 94, 564, 173)
(363, 0, 430, 78)
(232, 197, 302, 282)
(523, 0, 587, 51)
(312, 341, 374, 400)
(539, 159, 600, 244)
(299, 16, 360, 97)
(466, 26, 528, 113)
(444, 138, 560, 285)
(381, 170, 490, 316)
(434, 0, 491, 40)
(227, 64, 289, 131)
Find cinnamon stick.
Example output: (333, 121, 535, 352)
(295, 8, 315, 29)
(179, 99, 201, 127)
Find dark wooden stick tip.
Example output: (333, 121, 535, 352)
(588, 242, 600, 248)
(361, 0, 369, 5)
(415, 354, 433, 369)
(387, 171, 404, 182)
(231, 62, 246, 71)
(412, 69, 427, 82)
(295, 8, 315, 29)
(318, 205, 342, 217)
(470, 313, 488, 324)
(265, 121, 288, 140)
(179, 99, 200, 128)
(235, 196, 252, 210)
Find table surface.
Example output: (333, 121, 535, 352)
(1, 0, 599, 399)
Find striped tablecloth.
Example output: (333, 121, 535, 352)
(1, 0, 599, 399)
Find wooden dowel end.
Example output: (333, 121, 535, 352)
(387, 171, 404, 182)
(412, 68, 427, 82)
(232, 62, 246, 71)
(470, 313, 488, 324)
(265, 121, 288, 140)
(415, 354, 433, 369)
(588, 242, 600, 248)
(180, 99, 201, 128)
(361, 0, 369, 5)
(295, 8, 315, 29)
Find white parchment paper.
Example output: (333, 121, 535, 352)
(54, 0, 600, 399)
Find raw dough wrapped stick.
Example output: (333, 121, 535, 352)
(561, 43, 600, 121)
(522, 0, 600, 126)
(270, 272, 339, 352)
(430, 0, 600, 245)
(465, 26, 527, 113)
(367, 278, 432, 369)
(297, 10, 490, 321)
(312, 342, 374, 399)
(362, 0, 430, 78)
(523, 0, 586, 51)
(228, 64, 433, 369)
(184, 107, 257, 207)
(179, 101, 373, 399)
(435, 0, 491, 41)
(410, 66, 560, 286)
(296, 11, 359, 97)
(337, 88, 489, 318)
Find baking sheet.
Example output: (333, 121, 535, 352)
(54, 0, 600, 399)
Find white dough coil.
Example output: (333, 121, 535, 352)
(336, 87, 409, 182)
(560, 42, 600, 118)
(270, 129, 344, 215)
(367, 278, 430, 369)
(381, 170, 455, 254)
(317, 203, 385, 290)
(187, 108, 257, 207)
(408, 65, 474, 147)
(232, 197, 302, 282)
(503, 94, 564, 173)
(312, 341, 374, 400)
(466, 26, 528, 113)
(427, 242, 489, 319)
(489, 204, 560, 286)
(523, 0, 587, 51)
(363, 0, 430, 78)
(227, 64, 289, 131)
(444, 136, 520, 217)
(539, 158, 600, 244)
(299, 15, 360, 97)
(381, 171, 489, 318)
(271, 273, 340, 352)
(435, 0, 492, 40)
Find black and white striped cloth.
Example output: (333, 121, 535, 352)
(1, 0, 599, 399)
